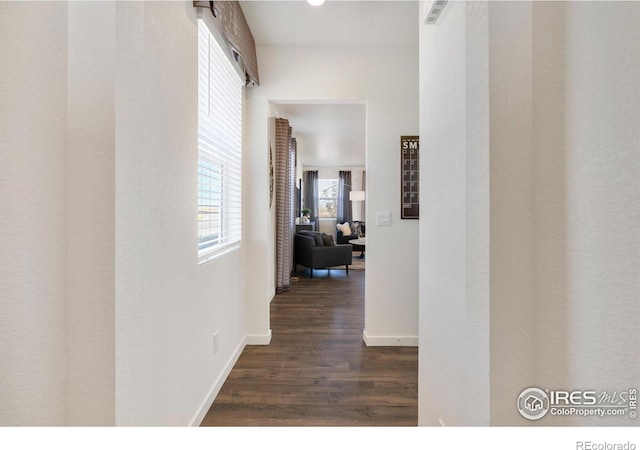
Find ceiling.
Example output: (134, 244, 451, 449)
(241, 1, 418, 167)
(240, 1, 419, 47)
(274, 103, 366, 167)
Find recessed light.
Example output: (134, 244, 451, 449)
(307, 0, 326, 6)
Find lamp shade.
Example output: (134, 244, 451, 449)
(349, 190, 366, 201)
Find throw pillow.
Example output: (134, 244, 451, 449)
(321, 233, 335, 247)
(354, 222, 363, 236)
(313, 233, 324, 247)
(337, 222, 351, 236)
(350, 222, 358, 234)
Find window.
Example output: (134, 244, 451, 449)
(318, 179, 338, 219)
(198, 19, 243, 261)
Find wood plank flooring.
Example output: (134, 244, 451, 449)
(200, 269, 418, 426)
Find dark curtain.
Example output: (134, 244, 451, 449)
(275, 119, 295, 293)
(303, 171, 318, 221)
(337, 170, 352, 223)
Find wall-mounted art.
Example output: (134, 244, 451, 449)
(401, 136, 419, 219)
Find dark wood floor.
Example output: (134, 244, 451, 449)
(200, 269, 418, 426)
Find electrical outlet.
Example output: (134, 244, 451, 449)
(213, 331, 220, 355)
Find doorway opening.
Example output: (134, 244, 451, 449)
(271, 101, 366, 281)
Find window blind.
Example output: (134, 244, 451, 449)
(198, 19, 243, 260)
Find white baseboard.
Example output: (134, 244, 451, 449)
(189, 336, 246, 427)
(245, 329, 272, 345)
(268, 289, 276, 304)
(190, 328, 273, 426)
(363, 330, 418, 347)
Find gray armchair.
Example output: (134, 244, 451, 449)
(295, 232, 353, 278)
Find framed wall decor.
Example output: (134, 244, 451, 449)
(401, 136, 419, 219)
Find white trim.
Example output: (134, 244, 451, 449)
(268, 289, 276, 304)
(198, 243, 241, 265)
(245, 329, 272, 345)
(189, 336, 246, 426)
(362, 330, 418, 347)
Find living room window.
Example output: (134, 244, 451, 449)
(318, 179, 338, 219)
(197, 19, 243, 262)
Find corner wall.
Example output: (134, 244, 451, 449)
(1, 1, 248, 426)
(488, 0, 536, 425)
(66, 1, 116, 425)
(419, 0, 491, 426)
(419, 0, 640, 426)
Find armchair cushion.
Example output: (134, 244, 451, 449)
(299, 230, 324, 247)
(321, 234, 336, 247)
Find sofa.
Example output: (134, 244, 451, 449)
(295, 231, 353, 278)
(336, 221, 365, 251)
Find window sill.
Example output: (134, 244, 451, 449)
(198, 243, 241, 265)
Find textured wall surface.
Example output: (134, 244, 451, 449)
(488, 1, 536, 425)
(1, 1, 248, 426)
(0, 2, 69, 425)
(561, 1, 640, 425)
(419, 0, 640, 426)
(66, 1, 116, 425)
(419, 0, 491, 426)
(114, 2, 247, 425)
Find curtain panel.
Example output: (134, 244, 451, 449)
(337, 171, 352, 223)
(275, 119, 295, 293)
(194, 1, 260, 85)
(303, 170, 319, 222)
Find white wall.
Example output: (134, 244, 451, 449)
(530, 0, 571, 426)
(114, 1, 247, 425)
(66, 1, 116, 425)
(488, 1, 536, 425)
(562, 0, 640, 425)
(1, 1, 248, 426)
(0, 1, 69, 425)
(246, 34, 420, 346)
(419, 0, 640, 426)
(419, 0, 491, 426)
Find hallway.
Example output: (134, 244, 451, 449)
(201, 270, 418, 426)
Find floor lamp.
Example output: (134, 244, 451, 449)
(349, 190, 366, 225)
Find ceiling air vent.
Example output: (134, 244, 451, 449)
(424, 0, 447, 25)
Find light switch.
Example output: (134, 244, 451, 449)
(376, 210, 391, 226)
